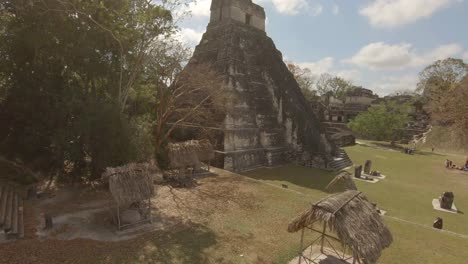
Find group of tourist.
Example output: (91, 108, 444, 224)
(445, 159, 468, 171)
(404, 148, 415, 155)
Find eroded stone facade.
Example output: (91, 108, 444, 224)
(185, 0, 337, 171)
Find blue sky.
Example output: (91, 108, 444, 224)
(176, 0, 468, 95)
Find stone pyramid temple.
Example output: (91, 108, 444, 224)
(184, 0, 352, 172)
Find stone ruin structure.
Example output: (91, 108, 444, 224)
(364, 160, 372, 175)
(433, 217, 443, 229)
(439, 192, 455, 210)
(354, 166, 362, 178)
(183, 0, 345, 172)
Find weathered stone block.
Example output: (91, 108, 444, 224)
(439, 192, 454, 210)
(364, 160, 372, 174)
(355, 166, 362, 178)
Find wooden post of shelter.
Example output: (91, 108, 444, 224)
(298, 228, 304, 264)
(102, 163, 156, 231)
(320, 222, 327, 254)
(287, 191, 393, 264)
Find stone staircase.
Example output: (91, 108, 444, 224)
(329, 149, 353, 171)
(0, 184, 24, 240)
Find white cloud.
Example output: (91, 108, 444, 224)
(332, 3, 340, 15)
(416, 43, 464, 65)
(179, 0, 211, 18)
(371, 74, 419, 95)
(176, 28, 203, 46)
(360, 0, 458, 28)
(270, 0, 309, 15)
(335, 69, 362, 83)
(464, 52, 468, 60)
(346, 42, 413, 70)
(258, 0, 322, 16)
(181, 0, 324, 17)
(297, 57, 334, 76)
(310, 3, 324, 16)
(296, 57, 362, 83)
(346, 42, 463, 70)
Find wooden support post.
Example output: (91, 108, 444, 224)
(357, 254, 362, 264)
(44, 214, 53, 229)
(298, 229, 304, 264)
(320, 222, 327, 254)
(117, 205, 121, 231)
(148, 198, 152, 224)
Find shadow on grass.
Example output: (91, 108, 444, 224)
(358, 142, 445, 157)
(133, 220, 222, 264)
(242, 165, 342, 193)
(373, 142, 406, 151)
(413, 151, 445, 157)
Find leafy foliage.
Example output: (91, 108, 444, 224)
(0, 0, 178, 181)
(417, 58, 468, 97)
(286, 62, 317, 102)
(348, 101, 412, 141)
(416, 58, 467, 147)
(316, 73, 353, 107)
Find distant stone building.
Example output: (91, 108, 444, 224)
(318, 87, 377, 146)
(182, 0, 351, 172)
(323, 87, 378, 123)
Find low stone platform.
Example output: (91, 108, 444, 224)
(362, 172, 387, 179)
(432, 199, 458, 214)
(353, 177, 380, 184)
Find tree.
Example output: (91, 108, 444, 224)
(430, 75, 468, 129)
(0, 0, 180, 180)
(388, 89, 418, 97)
(417, 58, 468, 97)
(348, 101, 412, 141)
(153, 62, 226, 165)
(286, 62, 317, 102)
(316, 73, 352, 109)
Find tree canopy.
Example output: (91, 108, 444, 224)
(286, 62, 317, 103)
(316, 73, 353, 107)
(348, 101, 412, 141)
(0, 0, 188, 181)
(417, 58, 468, 99)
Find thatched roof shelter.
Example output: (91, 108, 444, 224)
(167, 140, 215, 168)
(102, 163, 155, 206)
(325, 171, 357, 192)
(0, 157, 38, 185)
(288, 191, 393, 264)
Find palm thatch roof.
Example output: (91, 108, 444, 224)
(0, 156, 38, 185)
(167, 140, 215, 168)
(288, 191, 393, 264)
(325, 171, 357, 192)
(102, 163, 156, 206)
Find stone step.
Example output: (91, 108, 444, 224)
(0, 186, 6, 227)
(331, 160, 353, 166)
(0, 184, 25, 240)
(4, 189, 13, 232)
(10, 193, 19, 236)
(18, 199, 24, 239)
(329, 149, 353, 171)
(330, 160, 352, 167)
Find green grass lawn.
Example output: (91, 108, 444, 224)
(243, 143, 468, 264)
